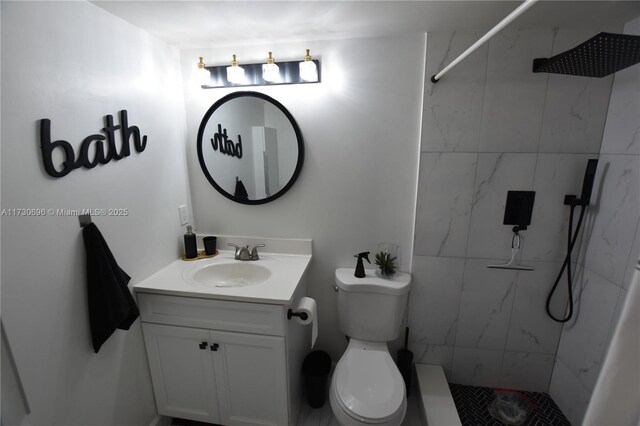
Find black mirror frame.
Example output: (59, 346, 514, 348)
(196, 91, 304, 205)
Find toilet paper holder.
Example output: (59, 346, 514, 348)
(287, 309, 309, 321)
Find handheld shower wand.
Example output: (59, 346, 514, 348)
(546, 159, 598, 323)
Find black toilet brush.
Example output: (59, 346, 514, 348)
(397, 327, 413, 396)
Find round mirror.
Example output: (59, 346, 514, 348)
(197, 91, 304, 205)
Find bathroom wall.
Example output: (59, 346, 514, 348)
(180, 34, 426, 360)
(549, 14, 640, 425)
(410, 25, 622, 393)
(1, 2, 190, 424)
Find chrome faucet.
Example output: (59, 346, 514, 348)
(227, 243, 265, 261)
(250, 244, 265, 260)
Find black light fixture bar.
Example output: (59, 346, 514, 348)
(201, 59, 321, 89)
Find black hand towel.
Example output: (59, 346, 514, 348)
(82, 223, 139, 353)
(234, 178, 249, 200)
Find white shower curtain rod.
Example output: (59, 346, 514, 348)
(431, 0, 540, 83)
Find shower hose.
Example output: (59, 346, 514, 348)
(545, 202, 588, 323)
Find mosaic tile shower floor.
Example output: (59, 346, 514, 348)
(450, 383, 571, 426)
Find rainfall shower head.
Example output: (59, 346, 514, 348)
(533, 32, 640, 78)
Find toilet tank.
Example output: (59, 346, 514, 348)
(334, 268, 412, 342)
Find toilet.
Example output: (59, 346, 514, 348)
(330, 268, 412, 425)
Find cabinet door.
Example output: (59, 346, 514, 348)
(142, 323, 220, 423)
(212, 331, 288, 426)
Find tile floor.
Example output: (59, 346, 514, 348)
(170, 387, 422, 426)
(172, 373, 570, 426)
(450, 384, 571, 426)
(297, 379, 572, 426)
(296, 391, 423, 426)
(296, 373, 422, 426)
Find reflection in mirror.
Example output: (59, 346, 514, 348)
(197, 92, 304, 205)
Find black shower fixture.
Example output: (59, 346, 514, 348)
(533, 32, 640, 78)
(564, 159, 598, 207)
(546, 159, 599, 323)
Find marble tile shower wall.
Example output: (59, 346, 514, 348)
(410, 27, 620, 392)
(549, 15, 640, 425)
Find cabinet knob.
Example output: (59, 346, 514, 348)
(210, 343, 219, 351)
(199, 341, 208, 350)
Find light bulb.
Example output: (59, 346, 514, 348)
(262, 52, 280, 82)
(226, 54, 245, 84)
(299, 49, 318, 82)
(196, 57, 211, 86)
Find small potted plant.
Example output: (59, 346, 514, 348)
(375, 242, 398, 278)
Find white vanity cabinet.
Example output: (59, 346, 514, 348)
(138, 292, 297, 426)
(141, 323, 221, 423)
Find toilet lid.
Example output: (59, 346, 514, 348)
(334, 345, 405, 422)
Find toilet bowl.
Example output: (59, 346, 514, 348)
(330, 268, 412, 426)
(329, 339, 407, 425)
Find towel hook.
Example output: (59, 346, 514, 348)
(79, 214, 92, 228)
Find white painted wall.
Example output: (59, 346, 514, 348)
(180, 35, 426, 359)
(1, 2, 190, 424)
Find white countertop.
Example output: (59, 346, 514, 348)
(134, 250, 312, 305)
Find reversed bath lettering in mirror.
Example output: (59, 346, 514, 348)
(211, 124, 243, 159)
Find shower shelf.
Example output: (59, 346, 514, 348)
(533, 32, 640, 78)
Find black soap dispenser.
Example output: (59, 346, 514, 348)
(184, 225, 197, 259)
(354, 251, 371, 278)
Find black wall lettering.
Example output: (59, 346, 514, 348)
(39, 110, 147, 178)
(40, 119, 75, 178)
(120, 110, 147, 153)
(103, 114, 122, 161)
(78, 134, 107, 168)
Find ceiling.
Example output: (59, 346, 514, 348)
(93, 1, 640, 49)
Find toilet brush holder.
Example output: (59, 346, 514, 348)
(397, 327, 413, 396)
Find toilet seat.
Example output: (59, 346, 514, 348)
(332, 340, 406, 423)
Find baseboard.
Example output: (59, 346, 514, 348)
(148, 415, 172, 426)
(415, 364, 462, 426)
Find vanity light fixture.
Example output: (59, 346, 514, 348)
(199, 51, 320, 88)
(226, 54, 245, 84)
(299, 49, 318, 82)
(262, 52, 280, 82)
(196, 57, 211, 85)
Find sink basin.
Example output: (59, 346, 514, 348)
(188, 262, 272, 287)
(134, 238, 312, 303)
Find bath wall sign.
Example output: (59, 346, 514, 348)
(211, 124, 243, 159)
(39, 110, 147, 178)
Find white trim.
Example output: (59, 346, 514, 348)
(416, 364, 461, 426)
